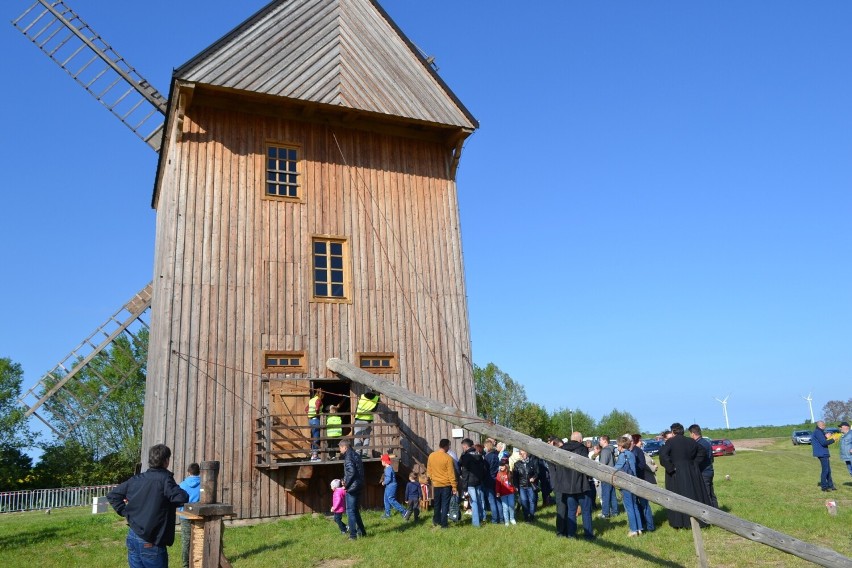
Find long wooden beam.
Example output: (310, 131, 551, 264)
(327, 358, 852, 568)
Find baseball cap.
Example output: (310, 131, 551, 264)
(839, 421, 850, 428)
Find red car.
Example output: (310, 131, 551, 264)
(711, 439, 735, 456)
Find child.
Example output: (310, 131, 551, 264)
(326, 405, 342, 459)
(495, 458, 516, 525)
(404, 471, 420, 521)
(330, 479, 347, 534)
(381, 454, 407, 518)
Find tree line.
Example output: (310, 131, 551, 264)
(0, 329, 147, 490)
(474, 362, 641, 439)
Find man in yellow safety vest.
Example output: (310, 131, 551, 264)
(307, 389, 323, 461)
(353, 391, 380, 457)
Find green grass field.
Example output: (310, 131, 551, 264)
(0, 438, 849, 567)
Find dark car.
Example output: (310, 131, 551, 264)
(791, 430, 812, 445)
(711, 439, 735, 456)
(642, 440, 664, 457)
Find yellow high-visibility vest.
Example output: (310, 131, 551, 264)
(355, 394, 379, 421)
(326, 415, 343, 438)
(307, 395, 320, 418)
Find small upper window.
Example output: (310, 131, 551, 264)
(263, 351, 306, 372)
(265, 145, 300, 199)
(358, 353, 397, 374)
(312, 237, 348, 300)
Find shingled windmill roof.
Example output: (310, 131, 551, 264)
(174, 0, 478, 130)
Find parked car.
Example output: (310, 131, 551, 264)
(642, 439, 664, 457)
(791, 430, 812, 445)
(711, 439, 735, 456)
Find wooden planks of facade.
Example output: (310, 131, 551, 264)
(145, 99, 475, 519)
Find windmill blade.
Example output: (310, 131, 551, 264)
(18, 283, 153, 438)
(12, 0, 167, 151)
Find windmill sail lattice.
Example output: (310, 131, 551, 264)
(12, 0, 167, 151)
(18, 283, 153, 438)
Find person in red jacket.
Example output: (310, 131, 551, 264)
(495, 458, 516, 525)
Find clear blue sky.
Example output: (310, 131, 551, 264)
(2, 1, 850, 441)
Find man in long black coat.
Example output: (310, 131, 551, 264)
(658, 422, 711, 528)
(550, 433, 595, 539)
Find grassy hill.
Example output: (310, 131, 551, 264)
(700, 422, 815, 440)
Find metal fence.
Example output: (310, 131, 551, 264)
(0, 485, 117, 513)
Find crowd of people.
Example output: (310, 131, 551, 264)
(101, 418, 852, 566)
(328, 421, 730, 542)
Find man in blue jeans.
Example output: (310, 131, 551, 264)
(812, 421, 836, 491)
(597, 435, 619, 518)
(482, 439, 503, 523)
(307, 389, 323, 461)
(512, 449, 539, 522)
(458, 438, 486, 527)
(340, 439, 367, 539)
(107, 444, 189, 568)
(840, 422, 852, 477)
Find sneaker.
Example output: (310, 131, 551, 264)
(403, 510, 412, 521)
(381, 514, 391, 519)
(310, 455, 321, 462)
(504, 522, 509, 526)
(628, 531, 640, 537)
(510, 519, 517, 525)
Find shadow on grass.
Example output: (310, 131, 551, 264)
(227, 539, 293, 561)
(531, 506, 687, 567)
(0, 526, 69, 549)
(591, 537, 686, 568)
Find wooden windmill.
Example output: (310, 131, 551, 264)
(13, 0, 478, 519)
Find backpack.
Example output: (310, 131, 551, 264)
(447, 494, 461, 522)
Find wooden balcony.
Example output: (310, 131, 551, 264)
(254, 410, 402, 469)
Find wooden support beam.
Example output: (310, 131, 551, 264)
(691, 516, 709, 568)
(327, 358, 852, 568)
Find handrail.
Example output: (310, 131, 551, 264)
(254, 410, 402, 467)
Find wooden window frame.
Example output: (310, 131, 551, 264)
(357, 352, 398, 374)
(310, 235, 351, 303)
(262, 142, 303, 202)
(262, 350, 307, 373)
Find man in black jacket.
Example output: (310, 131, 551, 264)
(482, 439, 503, 524)
(339, 439, 367, 540)
(512, 449, 539, 522)
(107, 444, 189, 568)
(458, 438, 487, 527)
(553, 433, 595, 539)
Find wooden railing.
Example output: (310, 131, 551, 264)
(254, 410, 402, 468)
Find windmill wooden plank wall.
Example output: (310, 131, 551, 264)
(144, 0, 478, 519)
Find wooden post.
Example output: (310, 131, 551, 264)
(327, 358, 852, 568)
(200, 461, 219, 504)
(690, 516, 709, 568)
(183, 460, 234, 568)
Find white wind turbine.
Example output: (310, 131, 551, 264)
(715, 395, 730, 429)
(803, 392, 815, 423)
